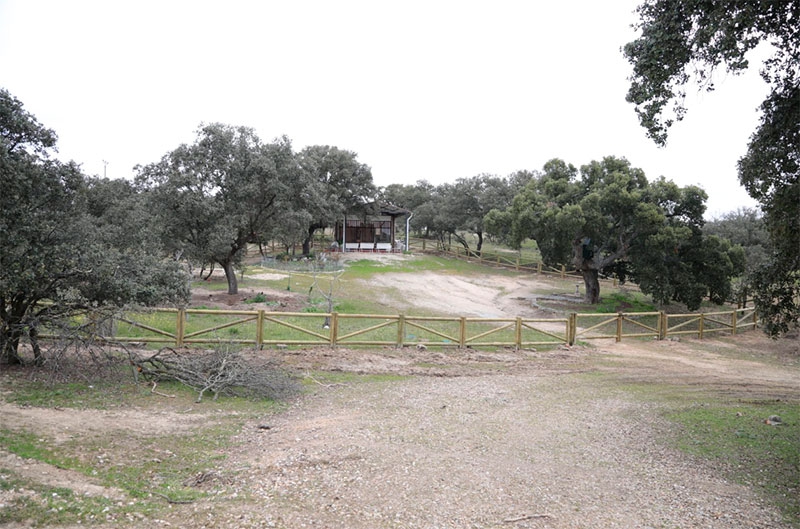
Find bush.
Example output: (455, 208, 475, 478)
(245, 293, 268, 304)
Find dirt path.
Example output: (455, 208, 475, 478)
(3, 342, 798, 529)
(185, 338, 796, 529)
(3, 338, 797, 528)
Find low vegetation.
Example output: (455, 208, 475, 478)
(0, 371, 285, 526)
(670, 402, 800, 523)
(602, 374, 800, 525)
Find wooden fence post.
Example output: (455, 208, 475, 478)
(516, 257, 520, 271)
(537, 262, 542, 274)
(698, 313, 705, 339)
(616, 313, 623, 342)
(731, 309, 737, 335)
(176, 309, 185, 347)
(560, 265, 566, 279)
(659, 311, 667, 340)
(515, 317, 522, 350)
(397, 314, 405, 347)
(330, 312, 339, 345)
(459, 317, 467, 347)
(568, 313, 576, 345)
(256, 310, 265, 347)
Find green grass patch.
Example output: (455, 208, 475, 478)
(2, 366, 199, 409)
(0, 430, 82, 470)
(344, 254, 494, 279)
(0, 380, 284, 526)
(191, 279, 229, 291)
(440, 234, 542, 265)
(245, 292, 269, 304)
(7, 381, 128, 409)
(668, 401, 800, 524)
(89, 426, 234, 502)
(0, 469, 119, 527)
(594, 292, 657, 313)
(593, 372, 800, 526)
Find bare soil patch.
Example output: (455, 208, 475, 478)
(190, 283, 306, 312)
(365, 270, 552, 318)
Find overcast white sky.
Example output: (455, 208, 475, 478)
(0, 0, 768, 217)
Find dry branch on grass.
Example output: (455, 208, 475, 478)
(130, 346, 299, 402)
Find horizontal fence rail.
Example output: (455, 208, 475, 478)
(665, 307, 758, 339)
(51, 306, 758, 350)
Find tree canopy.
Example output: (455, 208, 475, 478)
(0, 88, 189, 365)
(486, 156, 743, 309)
(383, 174, 526, 254)
(624, 1, 799, 146)
(704, 208, 770, 304)
(624, 0, 799, 334)
(136, 124, 298, 295)
(295, 145, 375, 255)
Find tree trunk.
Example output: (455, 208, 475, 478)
(302, 226, 317, 256)
(30, 325, 43, 366)
(476, 231, 484, 254)
(573, 237, 602, 304)
(581, 269, 601, 304)
(202, 263, 215, 281)
(1, 326, 23, 365)
(222, 261, 238, 295)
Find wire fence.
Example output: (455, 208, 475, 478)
(258, 255, 345, 273)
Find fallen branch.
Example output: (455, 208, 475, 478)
(129, 346, 299, 402)
(503, 513, 552, 523)
(149, 491, 195, 505)
(305, 373, 352, 388)
(150, 381, 176, 398)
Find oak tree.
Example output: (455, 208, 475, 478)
(624, 0, 799, 333)
(137, 124, 296, 294)
(296, 145, 375, 255)
(0, 88, 188, 364)
(440, 174, 522, 254)
(487, 156, 743, 309)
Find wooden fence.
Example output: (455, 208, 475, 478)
(403, 238, 628, 286)
(407, 238, 569, 275)
(88, 306, 757, 349)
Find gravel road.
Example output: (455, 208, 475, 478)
(171, 338, 796, 529)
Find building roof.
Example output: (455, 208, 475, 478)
(376, 203, 411, 216)
(358, 201, 410, 217)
